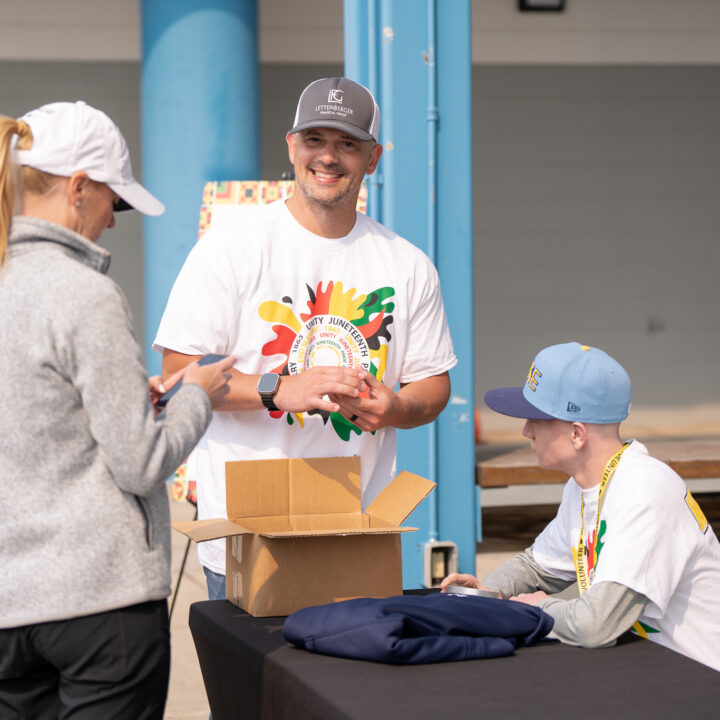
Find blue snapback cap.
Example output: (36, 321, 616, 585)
(484, 342, 632, 424)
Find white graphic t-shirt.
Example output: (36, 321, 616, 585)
(532, 440, 720, 671)
(154, 200, 457, 574)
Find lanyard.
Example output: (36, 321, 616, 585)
(574, 442, 630, 595)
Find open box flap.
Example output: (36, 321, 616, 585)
(225, 456, 362, 520)
(172, 518, 251, 542)
(365, 471, 436, 526)
(259, 526, 418, 539)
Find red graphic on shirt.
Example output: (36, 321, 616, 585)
(257, 280, 395, 440)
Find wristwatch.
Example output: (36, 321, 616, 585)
(257, 372, 281, 411)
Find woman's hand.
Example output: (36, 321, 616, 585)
(183, 355, 236, 409)
(148, 367, 184, 416)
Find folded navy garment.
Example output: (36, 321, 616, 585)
(283, 593, 554, 665)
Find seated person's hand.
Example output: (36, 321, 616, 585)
(440, 573, 482, 592)
(510, 591, 548, 606)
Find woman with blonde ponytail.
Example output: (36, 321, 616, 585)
(0, 102, 234, 719)
(0, 117, 30, 267)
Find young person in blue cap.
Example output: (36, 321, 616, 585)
(442, 342, 720, 671)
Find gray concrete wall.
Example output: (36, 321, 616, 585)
(0, 61, 340, 346)
(0, 61, 145, 341)
(473, 65, 720, 408)
(6, 0, 720, 66)
(3, 61, 719, 412)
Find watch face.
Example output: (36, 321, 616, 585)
(257, 373, 280, 395)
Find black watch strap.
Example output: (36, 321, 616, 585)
(257, 373, 281, 412)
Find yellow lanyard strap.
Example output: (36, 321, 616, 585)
(574, 442, 630, 595)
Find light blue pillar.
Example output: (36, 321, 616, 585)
(344, 0, 475, 587)
(141, 0, 259, 374)
(433, 0, 475, 576)
(344, 3, 382, 222)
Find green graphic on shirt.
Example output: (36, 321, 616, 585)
(355, 288, 395, 334)
(631, 620, 660, 638)
(586, 518, 662, 643)
(586, 520, 607, 572)
(258, 280, 395, 440)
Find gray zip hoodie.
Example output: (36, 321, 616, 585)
(0, 216, 212, 628)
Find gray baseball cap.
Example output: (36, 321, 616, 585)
(289, 77, 380, 143)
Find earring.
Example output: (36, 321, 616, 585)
(75, 200, 81, 208)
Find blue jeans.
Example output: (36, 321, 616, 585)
(203, 567, 226, 601)
(202, 569, 225, 720)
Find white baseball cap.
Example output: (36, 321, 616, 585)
(14, 101, 164, 216)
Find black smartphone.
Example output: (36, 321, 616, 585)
(155, 354, 228, 408)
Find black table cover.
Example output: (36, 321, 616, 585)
(190, 599, 720, 720)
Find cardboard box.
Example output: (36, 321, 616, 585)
(172, 456, 435, 617)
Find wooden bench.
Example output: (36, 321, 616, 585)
(477, 439, 720, 488)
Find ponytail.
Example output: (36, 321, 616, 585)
(0, 117, 32, 268)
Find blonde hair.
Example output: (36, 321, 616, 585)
(0, 117, 62, 268)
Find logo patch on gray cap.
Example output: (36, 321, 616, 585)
(289, 77, 380, 143)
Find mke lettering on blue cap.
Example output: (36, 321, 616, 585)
(527, 363, 542, 392)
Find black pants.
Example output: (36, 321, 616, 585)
(0, 600, 169, 720)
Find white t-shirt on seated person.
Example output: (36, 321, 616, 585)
(532, 440, 720, 671)
(154, 200, 457, 575)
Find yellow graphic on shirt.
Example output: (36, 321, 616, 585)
(258, 302, 302, 333)
(259, 280, 395, 441)
(685, 490, 709, 534)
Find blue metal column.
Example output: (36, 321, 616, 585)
(434, 1, 475, 574)
(344, 0, 475, 587)
(141, 0, 259, 374)
(344, 2, 382, 222)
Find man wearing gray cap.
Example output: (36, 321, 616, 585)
(442, 342, 720, 671)
(155, 78, 457, 599)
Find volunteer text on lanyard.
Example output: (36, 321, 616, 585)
(573, 442, 630, 594)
